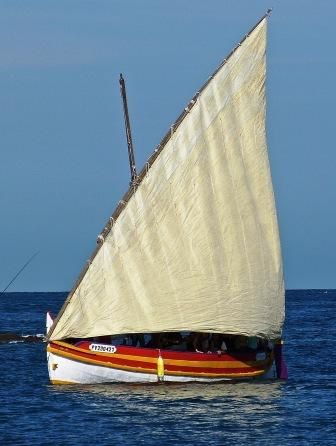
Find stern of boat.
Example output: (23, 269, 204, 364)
(274, 339, 288, 379)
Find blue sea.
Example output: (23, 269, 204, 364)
(0, 290, 335, 445)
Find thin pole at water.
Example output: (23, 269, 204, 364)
(0, 251, 39, 296)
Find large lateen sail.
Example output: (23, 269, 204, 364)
(49, 15, 284, 342)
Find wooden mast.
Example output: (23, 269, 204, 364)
(119, 73, 138, 186)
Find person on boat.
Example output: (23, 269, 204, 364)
(145, 333, 160, 348)
(247, 336, 258, 350)
(192, 332, 210, 353)
(130, 334, 145, 347)
(233, 335, 248, 352)
(169, 337, 188, 351)
(109, 335, 124, 346)
(209, 333, 227, 354)
(93, 335, 111, 344)
(258, 338, 274, 352)
(163, 333, 187, 350)
(158, 332, 182, 349)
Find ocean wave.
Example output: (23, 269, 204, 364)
(0, 332, 45, 344)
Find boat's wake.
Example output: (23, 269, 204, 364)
(0, 332, 45, 344)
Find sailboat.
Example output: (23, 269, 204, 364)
(46, 11, 288, 384)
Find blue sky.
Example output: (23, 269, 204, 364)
(0, 0, 335, 291)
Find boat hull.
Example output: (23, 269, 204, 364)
(47, 340, 280, 384)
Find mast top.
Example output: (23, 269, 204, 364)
(119, 73, 138, 187)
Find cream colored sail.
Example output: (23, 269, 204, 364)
(49, 16, 284, 341)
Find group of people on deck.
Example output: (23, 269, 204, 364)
(90, 332, 270, 354)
